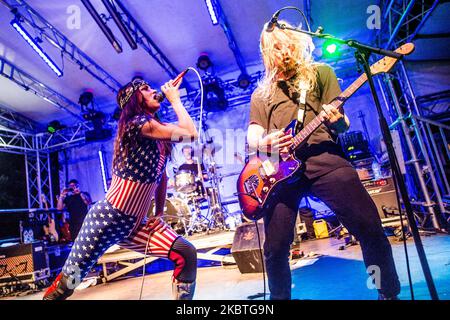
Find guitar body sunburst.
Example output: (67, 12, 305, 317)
(237, 152, 302, 221)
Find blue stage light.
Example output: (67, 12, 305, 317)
(204, 0, 219, 25)
(10, 19, 63, 77)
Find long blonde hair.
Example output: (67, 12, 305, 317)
(257, 20, 318, 101)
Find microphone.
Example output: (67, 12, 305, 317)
(266, 10, 281, 32)
(154, 68, 189, 103)
(172, 68, 189, 86)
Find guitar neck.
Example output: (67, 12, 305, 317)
(290, 73, 368, 151)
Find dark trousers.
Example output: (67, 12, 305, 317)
(263, 166, 401, 299)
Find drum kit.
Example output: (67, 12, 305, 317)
(149, 141, 242, 236)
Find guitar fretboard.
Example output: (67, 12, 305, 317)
(290, 73, 368, 151)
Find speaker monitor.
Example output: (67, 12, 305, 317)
(231, 222, 265, 274)
(362, 177, 399, 219)
(0, 241, 49, 286)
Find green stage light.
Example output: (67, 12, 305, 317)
(47, 120, 65, 134)
(326, 43, 337, 54)
(323, 40, 342, 59)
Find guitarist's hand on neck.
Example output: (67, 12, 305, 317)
(322, 104, 350, 134)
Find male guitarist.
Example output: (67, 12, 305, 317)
(246, 21, 400, 300)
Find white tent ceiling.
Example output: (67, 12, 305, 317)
(0, 0, 449, 128)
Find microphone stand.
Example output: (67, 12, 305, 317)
(273, 21, 439, 300)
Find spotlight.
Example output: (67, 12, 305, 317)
(47, 120, 65, 134)
(237, 73, 251, 89)
(10, 19, 63, 77)
(204, 0, 219, 25)
(197, 53, 212, 71)
(79, 91, 94, 111)
(101, 0, 137, 50)
(322, 39, 342, 59)
(84, 111, 112, 142)
(202, 75, 228, 112)
(81, 0, 123, 53)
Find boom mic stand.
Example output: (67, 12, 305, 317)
(270, 10, 439, 300)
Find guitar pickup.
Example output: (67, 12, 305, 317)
(261, 159, 276, 176)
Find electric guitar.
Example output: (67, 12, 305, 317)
(237, 43, 415, 221)
(42, 194, 59, 242)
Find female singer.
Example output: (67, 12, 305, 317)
(44, 77, 198, 300)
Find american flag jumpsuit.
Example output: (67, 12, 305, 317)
(61, 114, 197, 285)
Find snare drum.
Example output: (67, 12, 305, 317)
(174, 170, 196, 193)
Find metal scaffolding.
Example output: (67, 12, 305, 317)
(0, 119, 102, 209)
(376, 0, 440, 49)
(111, 0, 193, 92)
(211, 0, 248, 77)
(0, 57, 83, 121)
(0, 0, 122, 93)
(375, 0, 448, 229)
(160, 71, 263, 123)
(0, 103, 39, 133)
(25, 144, 53, 209)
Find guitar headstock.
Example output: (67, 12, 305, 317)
(370, 43, 415, 75)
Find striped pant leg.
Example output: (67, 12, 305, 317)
(119, 217, 197, 282)
(62, 200, 137, 284)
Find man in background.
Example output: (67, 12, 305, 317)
(57, 179, 92, 240)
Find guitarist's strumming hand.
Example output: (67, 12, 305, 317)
(257, 130, 293, 155)
(322, 104, 350, 134)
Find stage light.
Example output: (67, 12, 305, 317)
(98, 149, 108, 193)
(322, 39, 342, 59)
(204, 0, 219, 25)
(79, 91, 94, 107)
(237, 73, 251, 89)
(102, 0, 137, 50)
(47, 120, 65, 134)
(84, 111, 112, 142)
(202, 75, 228, 112)
(10, 19, 63, 77)
(81, 0, 123, 53)
(197, 53, 212, 71)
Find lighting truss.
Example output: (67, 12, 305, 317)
(0, 57, 83, 121)
(102, 0, 137, 50)
(207, 0, 248, 78)
(81, 0, 123, 53)
(111, 0, 193, 92)
(376, 0, 440, 49)
(10, 19, 63, 77)
(0, 103, 39, 133)
(0, 0, 122, 93)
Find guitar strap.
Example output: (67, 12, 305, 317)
(295, 86, 308, 134)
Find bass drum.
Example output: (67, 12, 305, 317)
(148, 197, 191, 236)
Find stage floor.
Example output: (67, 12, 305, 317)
(3, 233, 450, 300)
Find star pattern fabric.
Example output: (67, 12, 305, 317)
(62, 200, 180, 282)
(63, 200, 137, 280)
(106, 114, 168, 219)
(113, 114, 166, 184)
(61, 113, 184, 286)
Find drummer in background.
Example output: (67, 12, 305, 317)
(179, 145, 208, 181)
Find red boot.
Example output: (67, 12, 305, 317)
(43, 273, 74, 300)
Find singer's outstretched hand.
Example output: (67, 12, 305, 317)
(161, 79, 182, 104)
